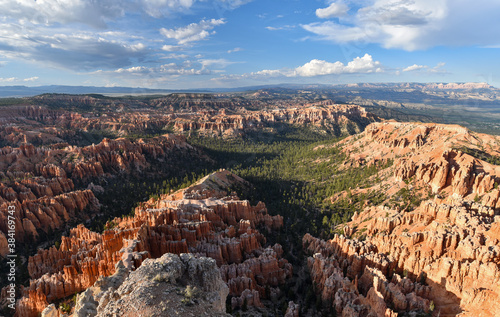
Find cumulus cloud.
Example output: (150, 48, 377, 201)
(0, 23, 148, 70)
(0, 77, 16, 82)
(303, 0, 500, 51)
(401, 62, 447, 73)
(94, 63, 210, 77)
(295, 54, 382, 76)
(0, 0, 252, 78)
(91, 56, 237, 81)
(0, 76, 38, 83)
(219, 54, 383, 80)
(403, 64, 426, 72)
(141, 0, 195, 18)
(316, 2, 348, 19)
(429, 62, 447, 73)
(160, 19, 226, 45)
(0, 0, 204, 28)
(162, 53, 190, 60)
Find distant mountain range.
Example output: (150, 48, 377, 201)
(0, 85, 209, 97)
(333, 82, 496, 90)
(0, 82, 496, 98)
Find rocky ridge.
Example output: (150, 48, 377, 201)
(17, 170, 291, 316)
(307, 121, 500, 316)
(0, 134, 195, 256)
(39, 253, 230, 317)
(1, 100, 378, 147)
(172, 102, 378, 137)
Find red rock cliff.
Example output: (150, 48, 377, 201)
(17, 170, 290, 316)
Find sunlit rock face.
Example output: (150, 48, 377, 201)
(17, 170, 291, 317)
(305, 122, 500, 316)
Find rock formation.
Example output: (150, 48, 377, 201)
(73, 253, 230, 317)
(17, 170, 290, 316)
(173, 102, 378, 137)
(306, 121, 500, 317)
(0, 134, 197, 255)
(1, 97, 378, 148)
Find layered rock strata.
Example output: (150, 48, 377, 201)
(307, 122, 500, 317)
(17, 170, 290, 316)
(0, 134, 194, 255)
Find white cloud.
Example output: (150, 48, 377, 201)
(219, 54, 383, 80)
(295, 54, 382, 76)
(163, 53, 190, 60)
(199, 58, 237, 69)
(141, 0, 195, 18)
(430, 62, 447, 73)
(402, 62, 447, 73)
(0, 23, 148, 70)
(0, 77, 16, 82)
(94, 63, 209, 77)
(228, 47, 243, 53)
(0, 76, 38, 82)
(0, 0, 124, 28)
(302, 21, 372, 42)
(162, 45, 183, 51)
(266, 25, 295, 31)
(0, 0, 202, 28)
(160, 19, 226, 45)
(316, 2, 348, 19)
(91, 56, 238, 82)
(403, 64, 426, 72)
(303, 0, 500, 51)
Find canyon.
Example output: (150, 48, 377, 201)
(1, 91, 500, 317)
(304, 121, 500, 316)
(0, 97, 377, 146)
(16, 170, 291, 316)
(0, 134, 202, 256)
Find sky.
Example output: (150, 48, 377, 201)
(0, 0, 500, 89)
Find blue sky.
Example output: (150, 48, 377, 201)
(0, 0, 499, 89)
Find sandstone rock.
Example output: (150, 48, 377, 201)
(306, 121, 500, 317)
(18, 171, 290, 316)
(41, 304, 61, 317)
(73, 253, 230, 317)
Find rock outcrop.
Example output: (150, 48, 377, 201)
(173, 102, 378, 137)
(0, 134, 197, 255)
(73, 253, 230, 317)
(18, 170, 290, 316)
(306, 121, 500, 317)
